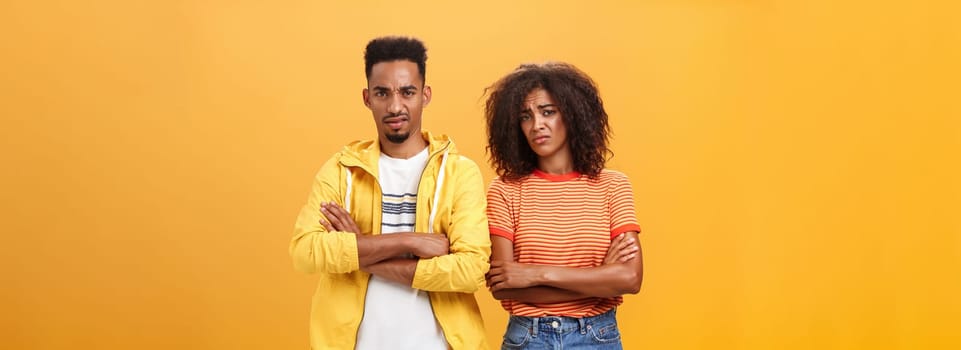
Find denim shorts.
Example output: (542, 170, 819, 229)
(501, 309, 622, 350)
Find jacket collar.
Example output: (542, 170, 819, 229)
(337, 130, 454, 172)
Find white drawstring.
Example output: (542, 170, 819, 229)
(427, 149, 449, 234)
(344, 145, 447, 231)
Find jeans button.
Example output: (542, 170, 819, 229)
(551, 321, 559, 328)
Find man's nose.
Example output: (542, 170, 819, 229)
(387, 94, 403, 114)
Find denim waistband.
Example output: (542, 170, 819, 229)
(508, 309, 617, 336)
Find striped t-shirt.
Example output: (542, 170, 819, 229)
(487, 169, 641, 317)
(356, 147, 447, 350)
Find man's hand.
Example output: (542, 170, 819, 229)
(321, 201, 447, 259)
(603, 233, 638, 265)
(486, 260, 541, 292)
(408, 234, 450, 258)
(319, 202, 360, 233)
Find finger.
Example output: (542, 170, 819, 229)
(607, 246, 631, 263)
(486, 273, 503, 287)
(612, 233, 626, 245)
(321, 202, 345, 221)
(319, 218, 334, 232)
(328, 202, 353, 221)
(326, 203, 359, 232)
(606, 235, 626, 255)
(615, 246, 637, 260)
(320, 207, 345, 230)
(605, 239, 625, 261)
(320, 205, 338, 223)
(328, 202, 352, 220)
(611, 243, 634, 261)
(607, 234, 623, 249)
(608, 243, 627, 259)
(327, 202, 347, 212)
(617, 244, 639, 256)
(619, 253, 636, 263)
(346, 218, 360, 233)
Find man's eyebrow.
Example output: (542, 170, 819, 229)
(371, 85, 419, 92)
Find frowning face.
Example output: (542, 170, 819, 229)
(519, 88, 569, 161)
(363, 60, 431, 144)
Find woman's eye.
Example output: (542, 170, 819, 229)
(543, 110, 555, 116)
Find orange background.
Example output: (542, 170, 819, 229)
(2, 1, 959, 349)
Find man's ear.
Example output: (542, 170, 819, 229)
(422, 85, 432, 106)
(362, 88, 371, 108)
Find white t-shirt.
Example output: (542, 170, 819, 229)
(355, 147, 447, 350)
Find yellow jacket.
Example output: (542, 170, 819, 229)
(290, 131, 491, 349)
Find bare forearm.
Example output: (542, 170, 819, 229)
(537, 264, 641, 297)
(362, 258, 417, 286)
(355, 234, 413, 267)
(492, 286, 590, 303)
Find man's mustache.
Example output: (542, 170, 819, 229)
(381, 113, 408, 122)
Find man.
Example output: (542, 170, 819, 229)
(289, 36, 491, 349)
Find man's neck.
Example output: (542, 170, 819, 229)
(380, 136, 428, 159)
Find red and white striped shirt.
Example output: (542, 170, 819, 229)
(487, 169, 641, 317)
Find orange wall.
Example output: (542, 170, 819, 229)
(2, 1, 959, 349)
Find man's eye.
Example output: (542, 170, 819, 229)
(403, 90, 416, 96)
(374, 91, 387, 97)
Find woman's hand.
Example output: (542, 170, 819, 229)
(603, 233, 639, 265)
(486, 260, 543, 292)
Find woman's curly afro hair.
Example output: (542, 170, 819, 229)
(484, 62, 612, 181)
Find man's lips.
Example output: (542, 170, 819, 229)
(383, 116, 408, 129)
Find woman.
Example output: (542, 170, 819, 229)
(484, 62, 643, 349)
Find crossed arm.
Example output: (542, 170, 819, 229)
(318, 202, 448, 285)
(486, 232, 643, 303)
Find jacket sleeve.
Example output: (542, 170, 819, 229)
(289, 156, 360, 274)
(412, 157, 492, 292)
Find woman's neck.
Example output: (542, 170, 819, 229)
(537, 151, 574, 175)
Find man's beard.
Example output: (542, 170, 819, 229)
(386, 131, 410, 144)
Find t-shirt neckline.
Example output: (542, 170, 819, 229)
(532, 169, 581, 182)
